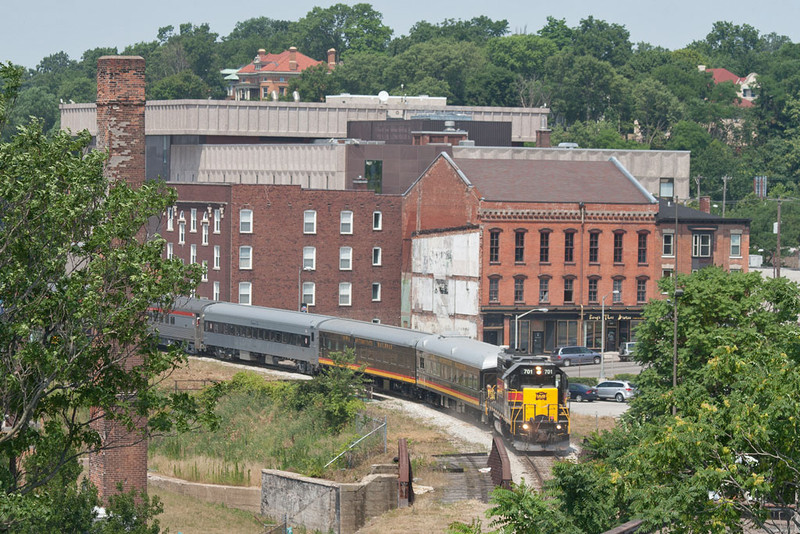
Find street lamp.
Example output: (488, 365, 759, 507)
(298, 266, 312, 311)
(514, 308, 548, 353)
(600, 290, 619, 380)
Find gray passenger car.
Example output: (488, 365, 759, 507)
(549, 346, 601, 367)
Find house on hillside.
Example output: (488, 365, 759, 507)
(225, 47, 336, 101)
(699, 65, 758, 108)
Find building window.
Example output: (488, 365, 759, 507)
(365, 160, 383, 193)
(166, 242, 173, 260)
(539, 278, 550, 303)
(339, 282, 352, 306)
(178, 222, 185, 244)
(213, 281, 220, 300)
(339, 247, 352, 270)
(692, 233, 712, 257)
(730, 233, 742, 257)
(304, 210, 317, 234)
(190, 208, 197, 232)
(373, 211, 382, 230)
(238, 282, 252, 305)
(660, 178, 674, 198)
(637, 279, 647, 303)
(515, 231, 525, 263)
(340, 210, 353, 235)
(166, 207, 174, 231)
(302, 282, 315, 306)
(539, 231, 550, 263)
(489, 230, 500, 263)
(564, 231, 575, 263)
(201, 260, 208, 281)
(589, 231, 599, 263)
(190, 244, 197, 264)
(563, 278, 574, 303)
(662, 232, 674, 257)
(213, 245, 220, 269)
(213, 208, 221, 233)
(372, 283, 381, 302)
(303, 247, 316, 270)
(588, 278, 598, 303)
(372, 247, 382, 266)
(638, 233, 648, 263)
(662, 268, 674, 279)
(513, 278, 524, 303)
(613, 232, 624, 263)
(239, 246, 252, 270)
(489, 278, 499, 302)
(240, 209, 252, 233)
(202, 223, 209, 245)
(613, 279, 623, 302)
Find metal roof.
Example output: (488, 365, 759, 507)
(318, 318, 430, 348)
(417, 335, 502, 371)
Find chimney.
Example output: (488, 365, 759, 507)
(699, 196, 711, 213)
(289, 46, 297, 71)
(327, 48, 337, 70)
(537, 129, 552, 148)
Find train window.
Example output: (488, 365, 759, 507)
(170, 316, 175, 325)
(302, 336, 310, 347)
(419, 357, 425, 369)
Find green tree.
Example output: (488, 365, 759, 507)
(218, 17, 292, 68)
(288, 63, 338, 102)
(486, 34, 557, 78)
(0, 64, 216, 530)
(291, 3, 392, 60)
(330, 50, 392, 95)
(300, 348, 367, 431)
(148, 69, 212, 100)
(573, 16, 632, 68)
(631, 77, 683, 146)
(536, 16, 573, 50)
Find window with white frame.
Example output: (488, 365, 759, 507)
(166, 242, 173, 259)
(202, 223, 209, 245)
(660, 178, 674, 198)
(613, 279, 623, 302)
(238, 282, 252, 305)
(372, 211, 382, 230)
(730, 233, 742, 257)
(213, 245, 220, 269)
(213, 208, 221, 233)
(190, 208, 197, 232)
(340, 210, 353, 234)
(201, 260, 208, 281)
(302, 282, 315, 306)
(240, 209, 253, 233)
(339, 282, 352, 306)
(166, 207, 174, 231)
(239, 246, 252, 269)
(692, 233, 712, 257)
(213, 281, 220, 300)
(372, 283, 381, 301)
(372, 247, 381, 266)
(178, 222, 185, 244)
(303, 247, 316, 270)
(662, 231, 674, 257)
(339, 247, 352, 270)
(303, 210, 317, 234)
(190, 244, 197, 264)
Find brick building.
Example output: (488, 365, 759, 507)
(164, 183, 404, 324)
(403, 153, 663, 353)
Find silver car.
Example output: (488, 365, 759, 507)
(549, 346, 602, 367)
(596, 380, 637, 402)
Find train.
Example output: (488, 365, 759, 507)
(149, 298, 571, 453)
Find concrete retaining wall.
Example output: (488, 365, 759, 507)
(147, 473, 261, 513)
(261, 468, 398, 534)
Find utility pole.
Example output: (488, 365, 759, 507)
(776, 199, 782, 279)
(721, 176, 730, 217)
(694, 175, 702, 201)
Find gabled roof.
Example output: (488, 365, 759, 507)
(237, 49, 322, 75)
(707, 67, 745, 85)
(450, 156, 656, 204)
(655, 198, 750, 224)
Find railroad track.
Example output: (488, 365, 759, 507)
(519, 452, 556, 491)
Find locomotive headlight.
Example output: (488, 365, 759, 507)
(556, 424, 562, 430)
(522, 422, 530, 431)
(535, 366, 542, 375)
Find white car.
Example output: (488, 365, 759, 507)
(596, 380, 637, 403)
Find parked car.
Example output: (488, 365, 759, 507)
(549, 346, 601, 367)
(595, 380, 637, 402)
(619, 341, 638, 361)
(568, 383, 598, 402)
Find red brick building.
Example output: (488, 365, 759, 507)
(227, 47, 335, 101)
(164, 183, 403, 325)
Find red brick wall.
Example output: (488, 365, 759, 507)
(91, 56, 148, 504)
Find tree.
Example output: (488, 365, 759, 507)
(0, 64, 216, 529)
(148, 70, 212, 100)
(631, 77, 683, 146)
(573, 16, 632, 68)
(218, 17, 292, 69)
(291, 3, 392, 60)
(330, 51, 392, 96)
(486, 34, 557, 78)
(288, 63, 338, 102)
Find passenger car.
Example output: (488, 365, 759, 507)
(595, 380, 637, 402)
(568, 383, 598, 402)
(619, 341, 637, 361)
(549, 346, 601, 367)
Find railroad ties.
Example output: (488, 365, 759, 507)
(433, 453, 495, 503)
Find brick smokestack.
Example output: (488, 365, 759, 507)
(699, 195, 711, 213)
(327, 48, 337, 70)
(289, 46, 298, 71)
(89, 56, 148, 504)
